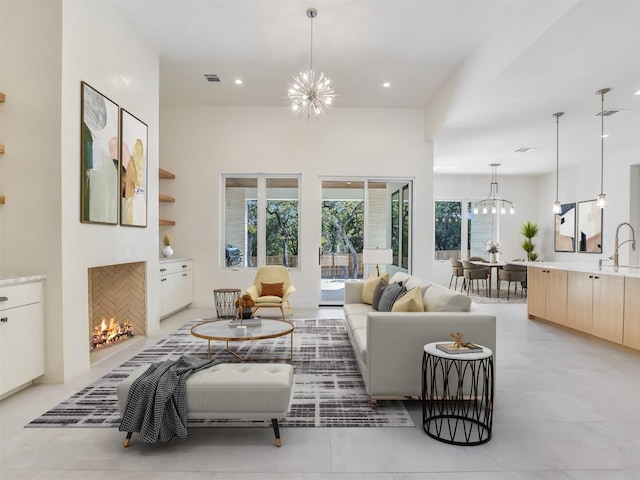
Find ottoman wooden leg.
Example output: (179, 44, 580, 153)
(271, 418, 282, 447)
(123, 431, 133, 447)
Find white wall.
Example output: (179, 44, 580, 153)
(0, 0, 160, 383)
(432, 174, 538, 286)
(538, 149, 640, 267)
(58, 0, 160, 381)
(159, 106, 432, 308)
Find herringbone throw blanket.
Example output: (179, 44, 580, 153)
(119, 355, 219, 443)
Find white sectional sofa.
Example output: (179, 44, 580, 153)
(343, 272, 496, 406)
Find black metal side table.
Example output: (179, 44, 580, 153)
(213, 288, 241, 319)
(422, 342, 494, 445)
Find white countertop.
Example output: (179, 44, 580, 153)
(519, 261, 640, 278)
(159, 257, 192, 263)
(0, 274, 46, 287)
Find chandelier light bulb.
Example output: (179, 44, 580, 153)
(509, 206, 515, 215)
(500, 205, 506, 215)
(597, 193, 606, 209)
(482, 206, 488, 215)
(473, 206, 479, 215)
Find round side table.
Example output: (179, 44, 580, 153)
(422, 341, 494, 445)
(213, 288, 241, 319)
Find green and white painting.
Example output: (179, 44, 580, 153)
(80, 81, 119, 224)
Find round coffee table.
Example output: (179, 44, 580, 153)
(190, 318, 294, 362)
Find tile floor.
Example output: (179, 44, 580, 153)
(1, 303, 639, 479)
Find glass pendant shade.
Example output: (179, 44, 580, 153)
(553, 201, 562, 214)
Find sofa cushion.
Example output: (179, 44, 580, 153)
(378, 282, 407, 312)
(405, 277, 432, 297)
(371, 277, 388, 310)
(423, 284, 471, 312)
(392, 287, 425, 312)
(390, 272, 411, 284)
(346, 313, 368, 333)
(361, 274, 390, 304)
(352, 327, 368, 365)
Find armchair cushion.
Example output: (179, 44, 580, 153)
(261, 282, 284, 297)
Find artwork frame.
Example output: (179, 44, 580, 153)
(554, 202, 576, 252)
(577, 199, 603, 253)
(80, 81, 119, 225)
(119, 108, 148, 228)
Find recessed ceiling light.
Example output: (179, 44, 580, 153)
(515, 147, 536, 153)
(383, 82, 391, 88)
(635, 90, 640, 95)
(235, 79, 243, 85)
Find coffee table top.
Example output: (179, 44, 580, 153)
(191, 318, 294, 342)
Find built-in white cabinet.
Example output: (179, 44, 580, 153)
(0, 280, 45, 397)
(159, 259, 193, 318)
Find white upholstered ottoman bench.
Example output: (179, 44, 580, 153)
(117, 362, 293, 447)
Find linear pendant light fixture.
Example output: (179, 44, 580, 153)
(288, 8, 335, 120)
(595, 87, 611, 209)
(473, 163, 515, 215)
(552, 112, 565, 214)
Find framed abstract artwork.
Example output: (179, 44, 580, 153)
(80, 82, 119, 224)
(119, 109, 148, 227)
(577, 199, 603, 253)
(554, 202, 576, 252)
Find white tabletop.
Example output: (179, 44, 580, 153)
(424, 341, 493, 360)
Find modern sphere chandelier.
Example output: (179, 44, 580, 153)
(473, 163, 515, 215)
(288, 8, 335, 120)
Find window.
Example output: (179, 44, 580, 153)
(434, 199, 495, 260)
(223, 175, 299, 268)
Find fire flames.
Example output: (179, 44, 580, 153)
(90, 317, 134, 350)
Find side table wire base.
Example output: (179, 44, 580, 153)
(422, 351, 494, 446)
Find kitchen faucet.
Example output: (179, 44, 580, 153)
(612, 222, 637, 269)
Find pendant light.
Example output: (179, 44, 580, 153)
(472, 164, 515, 215)
(595, 88, 610, 209)
(552, 112, 564, 214)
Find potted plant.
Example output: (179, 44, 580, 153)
(520, 221, 540, 261)
(235, 293, 256, 321)
(161, 233, 174, 258)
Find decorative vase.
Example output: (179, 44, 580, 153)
(242, 307, 253, 319)
(489, 252, 497, 263)
(161, 245, 174, 258)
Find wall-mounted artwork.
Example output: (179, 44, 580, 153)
(119, 109, 148, 227)
(555, 202, 576, 252)
(577, 200, 603, 253)
(80, 82, 119, 224)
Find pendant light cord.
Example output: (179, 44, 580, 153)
(309, 13, 314, 71)
(556, 114, 560, 201)
(600, 91, 604, 194)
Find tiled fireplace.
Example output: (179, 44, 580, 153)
(88, 262, 146, 352)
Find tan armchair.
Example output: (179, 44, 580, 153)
(246, 265, 296, 320)
(449, 258, 465, 291)
(497, 263, 527, 300)
(461, 259, 489, 296)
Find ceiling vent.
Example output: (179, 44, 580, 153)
(203, 74, 221, 83)
(595, 108, 627, 116)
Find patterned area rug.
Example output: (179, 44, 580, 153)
(27, 318, 414, 428)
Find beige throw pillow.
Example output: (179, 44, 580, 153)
(392, 287, 425, 312)
(361, 273, 390, 304)
(423, 284, 471, 312)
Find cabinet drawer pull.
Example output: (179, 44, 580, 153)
(183, 273, 188, 277)
(161, 278, 167, 282)
(160, 268, 167, 272)
(1, 317, 7, 323)
(182, 265, 188, 268)
(0, 296, 7, 302)
(589, 275, 593, 278)
(594, 276, 599, 279)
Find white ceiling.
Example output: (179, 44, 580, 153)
(114, 0, 640, 176)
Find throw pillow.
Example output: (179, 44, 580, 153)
(423, 284, 471, 312)
(371, 277, 388, 310)
(378, 282, 407, 312)
(392, 286, 425, 312)
(261, 282, 284, 297)
(361, 273, 390, 304)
